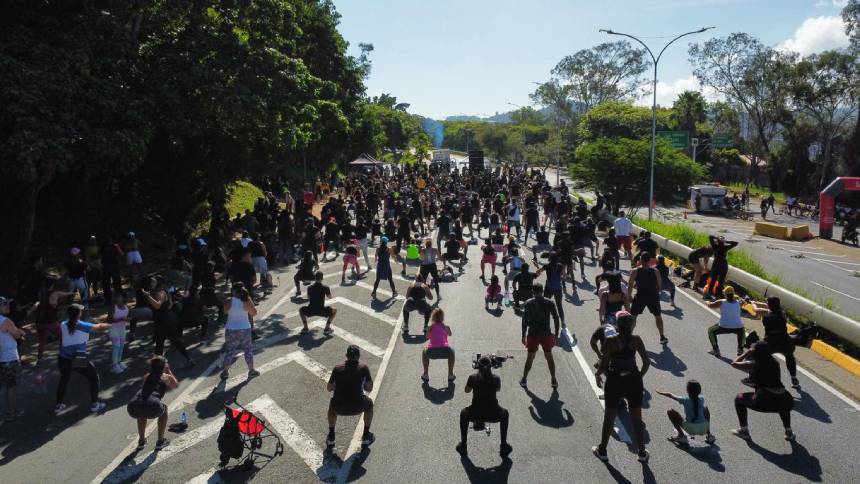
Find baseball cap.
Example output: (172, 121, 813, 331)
(0, 296, 11, 306)
(346, 344, 360, 360)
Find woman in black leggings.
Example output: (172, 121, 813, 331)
(751, 297, 800, 389)
(142, 283, 194, 368)
(730, 341, 795, 441)
(704, 235, 737, 300)
(55, 305, 112, 414)
(593, 312, 650, 463)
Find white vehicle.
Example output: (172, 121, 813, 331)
(431, 149, 451, 163)
(689, 184, 727, 213)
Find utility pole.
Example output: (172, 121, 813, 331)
(600, 26, 714, 220)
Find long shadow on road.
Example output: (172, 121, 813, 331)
(524, 388, 573, 428)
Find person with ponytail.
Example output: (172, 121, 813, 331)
(456, 356, 511, 458)
(657, 379, 716, 446)
(55, 304, 111, 415)
(730, 341, 795, 442)
(749, 296, 800, 388)
(219, 283, 259, 380)
(127, 356, 178, 451)
(593, 311, 650, 463)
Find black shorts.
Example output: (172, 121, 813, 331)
(443, 253, 461, 262)
(0, 361, 20, 388)
(426, 346, 453, 359)
(463, 404, 507, 423)
(331, 395, 373, 416)
(631, 294, 661, 316)
(604, 372, 643, 410)
(735, 390, 794, 414)
(300, 306, 333, 318)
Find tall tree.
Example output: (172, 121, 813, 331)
(791, 50, 858, 188)
(689, 33, 795, 180)
(533, 41, 650, 114)
(671, 91, 708, 145)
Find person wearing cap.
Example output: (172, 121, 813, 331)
(456, 355, 511, 457)
(370, 237, 397, 299)
(0, 297, 26, 421)
(66, 247, 89, 307)
(326, 345, 374, 448)
(707, 286, 746, 357)
(55, 304, 112, 414)
(124, 231, 144, 277)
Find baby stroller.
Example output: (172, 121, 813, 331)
(218, 399, 284, 469)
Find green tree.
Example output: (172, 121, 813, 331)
(535, 41, 650, 113)
(671, 91, 708, 145)
(510, 107, 546, 125)
(577, 101, 671, 142)
(478, 125, 510, 162)
(572, 138, 706, 209)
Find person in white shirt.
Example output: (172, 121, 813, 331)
(0, 297, 26, 421)
(706, 286, 746, 356)
(613, 211, 633, 259)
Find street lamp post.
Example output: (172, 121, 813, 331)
(599, 27, 714, 220)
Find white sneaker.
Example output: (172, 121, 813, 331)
(53, 403, 67, 415)
(90, 401, 107, 413)
(110, 364, 123, 374)
(118, 362, 128, 371)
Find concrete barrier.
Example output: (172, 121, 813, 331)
(608, 215, 860, 345)
(754, 221, 790, 239)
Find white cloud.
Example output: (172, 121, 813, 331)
(777, 16, 850, 57)
(635, 75, 723, 108)
(831, 0, 849, 8)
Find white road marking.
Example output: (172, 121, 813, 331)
(811, 281, 860, 302)
(813, 258, 860, 267)
(292, 351, 332, 382)
(185, 468, 223, 483)
(676, 286, 860, 412)
(335, 309, 406, 483)
(353, 281, 405, 300)
(249, 395, 339, 480)
(778, 247, 845, 257)
(309, 320, 385, 358)
(815, 259, 856, 273)
(331, 296, 399, 325)
(91, 290, 298, 484)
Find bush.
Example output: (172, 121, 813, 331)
(226, 181, 264, 218)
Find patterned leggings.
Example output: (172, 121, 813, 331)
(220, 329, 254, 367)
(110, 326, 126, 365)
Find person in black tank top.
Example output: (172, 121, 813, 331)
(593, 313, 650, 463)
(402, 274, 433, 334)
(629, 252, 667, 344)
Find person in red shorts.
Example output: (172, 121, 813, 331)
(519, 284, 561, 389)
(613, 211, 633, 260)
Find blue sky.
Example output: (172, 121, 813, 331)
(332, 0, 851, 119)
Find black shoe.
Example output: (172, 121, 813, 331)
(500, 443, 513, 457)
(361, 431, 375, 446)
(455, 442, 467, 456)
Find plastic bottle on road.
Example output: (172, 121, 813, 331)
(180, 411, 188, 426)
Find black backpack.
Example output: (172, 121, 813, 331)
(218, 408, 244, 465)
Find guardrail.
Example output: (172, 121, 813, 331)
(605, 214, 860, 345)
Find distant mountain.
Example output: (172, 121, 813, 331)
(441, 103, 582, 124)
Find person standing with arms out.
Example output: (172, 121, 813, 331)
(456, 356, 512, 458)
(0, 297, 26, 421)
(613, 211, 633, 260)
(704, 235, 737, 301)
(706, 286, 746, 356)
(127, 356, 178, 451)
(520, 284, 561, 389)
(55, 304, 111, 414)
(628, 252, 667, 344)
(593, 312, 650, 463)
(219, 284, 260, 380)
(326, 345, 375, 448)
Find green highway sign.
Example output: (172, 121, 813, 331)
(712, 133, 734, 149)
(657, 130, 689, 149)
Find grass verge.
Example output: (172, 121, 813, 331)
(226, 180, 264, 218)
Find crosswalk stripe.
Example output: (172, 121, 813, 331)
(292, 351, 332, 381)
(331, 296, 399, 325)
(308, 319, 386, 358)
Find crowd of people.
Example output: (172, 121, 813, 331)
(0, 162, 804, 464)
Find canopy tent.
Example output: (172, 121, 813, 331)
(347, 154, 384, 171)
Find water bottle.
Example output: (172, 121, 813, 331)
(180, 411, 188, 426)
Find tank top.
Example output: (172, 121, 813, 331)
(635, 267, 658, 296)
(608, 335, 638, 375)
(113, 305, 130, 321)
(427, 323, 449, 349)
(420, 247, 434, 264)
(408, 284, 427, 300)
(546, 263, 563, 290)
(0, 316, 19, 363)
(225, 297, 251, 330)
(718, 300, 743, 329)
(604, 292, 625, 316)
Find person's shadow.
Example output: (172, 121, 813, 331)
(647, 346, 687, 377)
(525, 389, 574, 428)
(460, 455, 513, 484)
(422, 380, 455, 404)
(402, 333, 427, 344)
(672, 441, 726, 472)
(793, 389, 832, 423)
(745, 439, 822, 482)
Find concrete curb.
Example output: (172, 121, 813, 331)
(785, 323, 860, 377)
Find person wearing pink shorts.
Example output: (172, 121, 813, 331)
(480, 239, 497, 279)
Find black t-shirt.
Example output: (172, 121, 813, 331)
(249, 241, 265, 258)
(445, 239, 460, 257)
(437, 214, 451, 234)
(522, 296, 558, 337)
(763, 313, 789, 339)
(526, 207, 539, 224)
(407, 284, 427, 300)
(467, 372, 501, 412)
(229, 261, 256, 288)
(688, 247, 708, 263)
(329, 361, 372, 406)
(513, 271, 535, 290)
(307, 281, 330, 309)
(536, 230, 550, 245)
(67, 259, 87, 279)
(101, 244, 122, 268)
